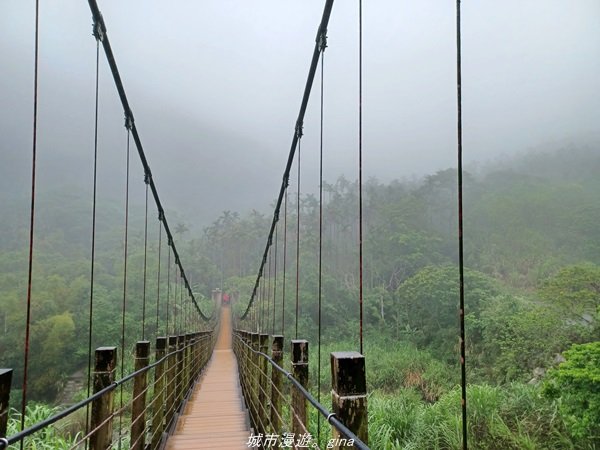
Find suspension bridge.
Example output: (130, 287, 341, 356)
(0, 0, 471, 449)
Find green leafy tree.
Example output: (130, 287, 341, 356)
(544, 341, 600, 443)
(539, 263, 600, 331)
(395, 265, 500, 361)
(29, 312, 76, 399)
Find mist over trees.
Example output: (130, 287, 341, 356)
(1, 145, 599, 447)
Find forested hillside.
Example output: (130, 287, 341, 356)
(1, 147, 598, 448)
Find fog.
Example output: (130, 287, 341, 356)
(1, 0, 599, 225)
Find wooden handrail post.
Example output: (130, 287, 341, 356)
(193, 333, 201, 379)
(90, 347, 117, 450)
(151, 337, 167, 450)
(131, 341, 150, 450)
(330, 351, 368, 449)
(0, 369, 12, 437)
(250, 332, 259, 431)
(176, 335, 185, 409)
(204, 330, 211, 367)
(291, 340, 309, 437)
(258, 333, 269, 435)
(166, 336, 177, 426)
(239, 331, 248, 401)
(270, 336, 283, 434)
(184, 334, 191, 394)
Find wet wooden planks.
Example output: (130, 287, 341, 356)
(166, 307, 249, 450)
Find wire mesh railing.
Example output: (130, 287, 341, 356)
(0, 329, 217, 450)
(233, 330, 369, 450)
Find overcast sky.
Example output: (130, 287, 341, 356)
(1, 0, 599, 224)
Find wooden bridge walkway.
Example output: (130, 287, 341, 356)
(166, 306, 250, 449)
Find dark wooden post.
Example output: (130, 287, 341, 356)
(151, 337, 167, 450)
(330, 351, 368, 448)
(176, 335, 185, 408)
(258, 333, 269, 434)
(243, 331, 251, 402)
(192, 333, 199, 384)
(238, 331, 248, 400)
(0, 369, 12, 437)
(250, 332, 259, 430)
(291, 340, 308, 437)
(131, 341, 150, 450)
(90, 347, 117, 450)
(184, 334, 191, 394)
(190, 334, 195, 384)
(270, 336, 283, 434)
(203, 330, 210, 367)
(165, 336, 177, 426)
(193, 333, 201, 379)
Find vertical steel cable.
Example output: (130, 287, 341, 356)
(142, 179, 149, 339)
(179, 271, 183, 333)
(272, 226, 278, 335)
(85, 31, 101, 447)
(173, 263, 179, 335)
(258, 279, 262, 332)
(185, 286, 189, 331)
(254, 294, 258, 332)
(258, 277, 267, 333)
(282, 191, 288, 336)
(317, 39, 326, 443)
(295, 139, 301, 339)
(267, 248, 272, 333)
(180, 271, 183, 333)
(456, 1, 468, 449)
(166, 245, 171, 335)
(156, 220, 162, 335)
(20, 0, 40, 444)
(358, 0, 364, 355)
(118, 125, 131, 450)
(259, 276, 264, 332)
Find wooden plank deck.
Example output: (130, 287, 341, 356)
(166, 306, 250, 450)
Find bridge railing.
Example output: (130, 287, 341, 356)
(0, 329, 217, 450)
(233, 330, 369, 450)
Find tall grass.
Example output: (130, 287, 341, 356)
(368, 384, 577, 450)
(309, 335, 453, 402)
(6, 403, 81, 450)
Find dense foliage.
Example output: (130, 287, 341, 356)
(1, 147, 599, 447)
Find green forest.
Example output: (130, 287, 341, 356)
(1, 147, 599, 449)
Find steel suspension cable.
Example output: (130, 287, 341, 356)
(282, 190, 288, 336)
(86, 0, 210, 321)
(358, 0, 364, 355)
(85, 28, 101, 447)
(185, 283, 189, 330)
(456, 1, 468, 449)
(260, 276, 265, 332)
(20, 0, 40, 444)
(267, 247, 272, 333)
(295, 138, 301, 339)
(183, 288, 187, 332)
(156, 219, 162, 334)
(263, 270, 267, 332)
(239, 0, 334, 320)
(317, 35, 326, 443)
(174, 269, 179, 334)
(258, 280, 262, 332)
(272, 225, 278, 335)
(118, 124, 131, 450)
(166, 245, 171, 335)
(142, 178, 149, 339)
(179, 271, 184, 333)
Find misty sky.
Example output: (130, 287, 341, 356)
(1, 1, 599, 225)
